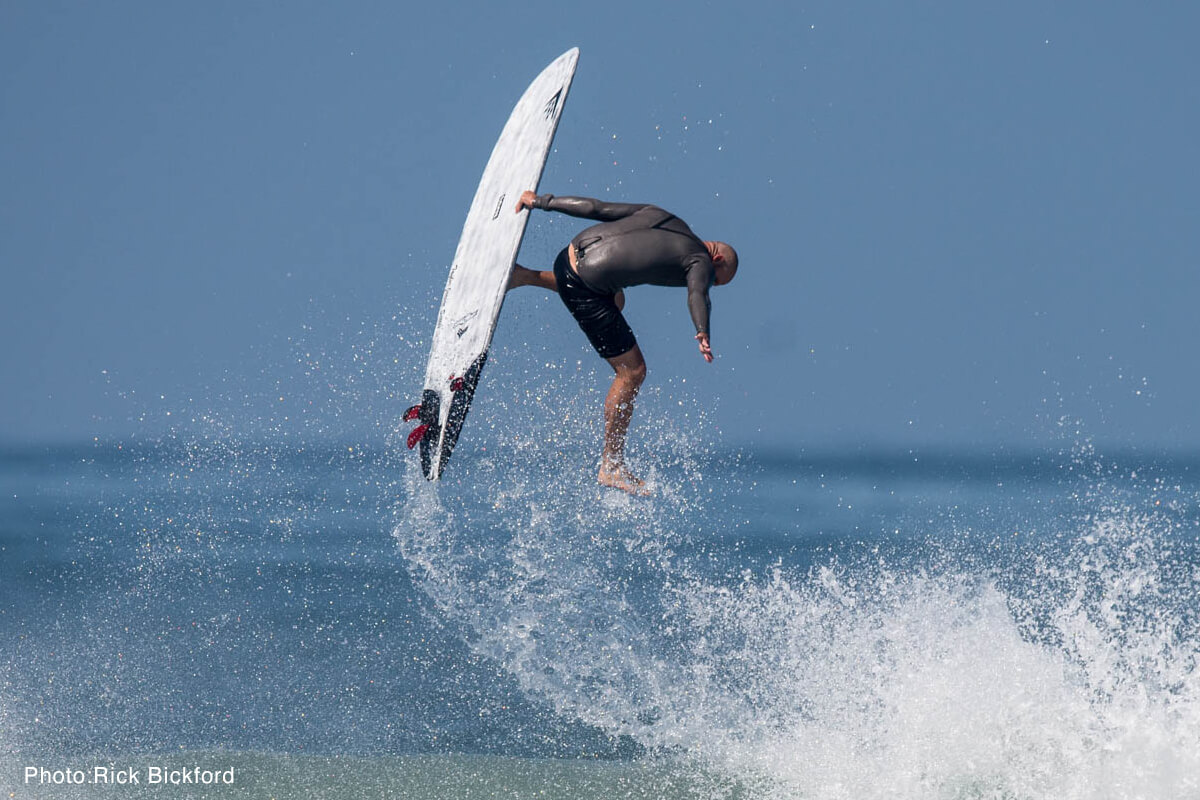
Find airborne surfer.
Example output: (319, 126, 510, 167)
(508, 191, 738, 495)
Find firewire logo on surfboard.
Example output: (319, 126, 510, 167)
(543, 89, 562, 119)
(452, 309, 479, 338)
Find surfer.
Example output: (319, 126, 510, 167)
(508, 191, 738, 495)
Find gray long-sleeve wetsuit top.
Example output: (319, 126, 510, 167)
(532, 194, 715, 335)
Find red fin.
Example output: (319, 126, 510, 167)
(407, 424, 430, 449)
(403, 404, 421, 422)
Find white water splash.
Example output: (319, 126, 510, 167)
(394, 376, 1200, 799)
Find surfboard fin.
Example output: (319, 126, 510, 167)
(403, 404, 422, 422)
(407, 423, 430, 449)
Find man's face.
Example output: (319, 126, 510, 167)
(714, 261, 736, 286)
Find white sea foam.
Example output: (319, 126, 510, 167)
(395, 382, 1200, 799)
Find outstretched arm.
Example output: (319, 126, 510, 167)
(685, 253, 716, 362)
(515, 190, 649, 222)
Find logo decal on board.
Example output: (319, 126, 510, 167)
(543, 88, 562, 120)
(492, 193, 506, 220)
(452, 309, 480, 338)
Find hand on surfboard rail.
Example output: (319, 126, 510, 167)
(514, 190, 538, 213)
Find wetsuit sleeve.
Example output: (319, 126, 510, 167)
(684, 253, 715, 335)
(532, 194, 651, 221)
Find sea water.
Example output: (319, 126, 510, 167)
(2, 410, 1199, 798)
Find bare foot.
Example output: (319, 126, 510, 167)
(598, 465, 650, 496)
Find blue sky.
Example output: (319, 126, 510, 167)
(2, 2, 1197, 451)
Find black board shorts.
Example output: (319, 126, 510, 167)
(552, 247, 637, 359)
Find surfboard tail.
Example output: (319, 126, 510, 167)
(422, 352, 489, 480)
(414, 390, 441, 478)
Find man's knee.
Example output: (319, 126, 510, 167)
(608, 347, 646, 385)
(619, 357, 646, 387)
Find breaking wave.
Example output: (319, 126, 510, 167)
(395, 391, 1200, 799)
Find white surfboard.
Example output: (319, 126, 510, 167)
(405, 48, 579, 479)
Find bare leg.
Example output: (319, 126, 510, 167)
(507, 264, 557, 292)
(598, 345, 648, 495)
(508, 265, 625, 309)
(510, 261, 639, 490)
